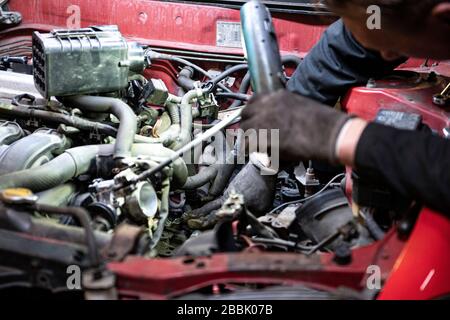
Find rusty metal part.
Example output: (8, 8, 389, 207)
(305, 222, 358, 256)
(259, 205, 297, 238)
(103, 224, 146, 261)
(83, 268, 118, 300)
(108, 227, 405, 299)
(184, 192, 246, 230)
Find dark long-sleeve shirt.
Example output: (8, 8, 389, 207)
(287, 19, 405, 106)
(355, 123, 450, 214)
(287, 19, 450, 214)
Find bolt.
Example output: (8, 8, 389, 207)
(366, 78, 377, 88)
(433, 82, 450, 106)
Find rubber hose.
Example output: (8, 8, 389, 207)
(183, 166, 218, 189)
(166, 102, 181, 125)
(177, 67, 196, 91)
(62, 96, 137, 160)
(36, 183, 77, 206)
(0, 144, 188, 192)
(210, 64, 248, 86)
(171, 89, 206, 150)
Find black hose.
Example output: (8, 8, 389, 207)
(183, 166, 218, 190)
(239, 72, 252, 94)
(147, 50, 232, 93)
(282, 55, 303, 66)
(62, 96, 137, 160)
(216, 92, 250, 101)
(228, 55, 301, 108)
(177, 66, 196, 91)
(229, 72, 252, 108)
(210, 64, 248, 86)
(361, 210, 385, 241)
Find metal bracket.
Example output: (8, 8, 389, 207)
(0, 1, 22, 28)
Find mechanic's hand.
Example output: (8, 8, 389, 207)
(241, 89, 352, 164)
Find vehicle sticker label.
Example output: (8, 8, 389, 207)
(216, 21, 242, 48)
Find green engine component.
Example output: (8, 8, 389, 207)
(33, 25, 145, 98)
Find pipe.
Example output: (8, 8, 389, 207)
(62, 96, 137, 160)
(209, 164, 235, 197)
(0, 101, 118, 137)
(241, 1, 285, 93)
(0, 101, 166, 145)
(183, 166, 218, 190)
(208, 131, 236, 197)
(0, 144, 188, 192)
(171, 88, 207, 150)
(228, 55, 301, 109)
(210, 64, 248, 87)
(137, 98, 183, 146)
(177, 66, 196, 91)
(146, 49, 232, 93)
(131, 144, 188, 187)
(31, 218, 112, 250)
(36, 183, 77, 206)
(119, 107, 243, 190)
(166, 102, 180, 125)
(150, 175, 171, 249)
(216, 92, 250, 101)
(33, 204, 101, 267)
(229, 72, 252, 109)
(360, 209, 385, 241)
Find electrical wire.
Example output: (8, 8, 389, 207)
(145, 49, 233, 93)
(268, 173, 346, 214)
(210, 64, 248, 86)
(250, 237, 313, 251)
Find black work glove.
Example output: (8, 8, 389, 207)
(241, 89, 352, 164)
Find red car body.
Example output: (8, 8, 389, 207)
(2, 0, 449, 300)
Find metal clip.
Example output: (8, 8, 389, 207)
(0, 1, 21, 28)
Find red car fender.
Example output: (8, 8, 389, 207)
(379, 209, 450, 300)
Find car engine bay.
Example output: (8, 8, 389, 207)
(0, 0, 449, 300)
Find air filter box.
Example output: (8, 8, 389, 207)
(33, 25, 145, 98)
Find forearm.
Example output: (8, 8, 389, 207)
(337, 121, 450, 213)
(336, 118, 368, 166)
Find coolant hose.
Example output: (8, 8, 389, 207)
(177, 67, 196, 91)
(150, 175, 171, 249)
(37, 183, 77, 206)
(166, 102, 181, 125)
(172, 88, 207, 150)
(183, 166, 218, 190)
(62, 96, 137, 160)
(0, 144, 188, 192)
